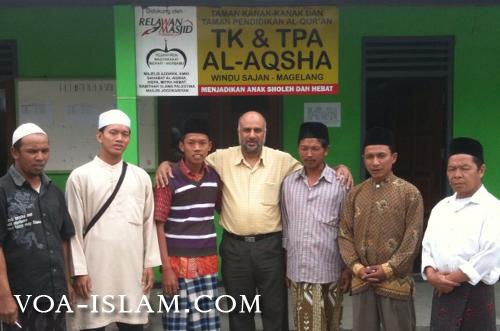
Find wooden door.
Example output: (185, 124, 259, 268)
(366, 77, 448, 272)
(392, 78, 447, 220)
(366, 77, 447, 221)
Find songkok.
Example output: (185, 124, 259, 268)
(182, 118, 210, 138)
(98, 109, 131, 129)
(298, 122, 329, 145)
(12, 123, 47, 146)
(364, 127, 394, 149)
(449, 137, 484, 162)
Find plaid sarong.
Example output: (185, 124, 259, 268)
(162, 273, 220, 331)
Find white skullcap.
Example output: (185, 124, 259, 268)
(98, 109, 131, 129)
(12, 123, 47, 146)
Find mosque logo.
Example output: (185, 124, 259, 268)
(146, 40, 187, 68)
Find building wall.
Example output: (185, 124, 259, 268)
(0, 6, 115, 189)
(284, 5, 500, 195)
(2, 4, 499, 282)
(0, 7, 115, 78)
(2, 5, 500, 196)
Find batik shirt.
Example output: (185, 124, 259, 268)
(339, 173, 424, 300)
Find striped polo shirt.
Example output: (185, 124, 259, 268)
(166, 163, 220, 257)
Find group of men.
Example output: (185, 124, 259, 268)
(0, 108, 499, 331)
(0, 110, 161, 331)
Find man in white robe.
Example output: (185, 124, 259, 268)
(66, 109, 161, 331)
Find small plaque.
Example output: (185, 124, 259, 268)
(304, 102, 341, 127)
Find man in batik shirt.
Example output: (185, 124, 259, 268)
(338, 127, 424, 331)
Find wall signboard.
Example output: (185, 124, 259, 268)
(135, 6, 339, 96)
(135, 6, 199, 96)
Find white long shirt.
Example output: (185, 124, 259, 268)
(421, 185, 500, 285)
(66, 156, 161, 329)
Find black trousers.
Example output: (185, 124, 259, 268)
(430, 282, 496, 331)
(1, 303, 66, 331)
(220, 231, 289, 331)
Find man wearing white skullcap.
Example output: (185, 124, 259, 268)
(66, 109, 160, 331)
(11, 122, 47, 146)
(0, 123, 75, 330)
(98, 109, 131, 130)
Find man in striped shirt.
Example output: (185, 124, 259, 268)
(281, 122, 351, 331)
(154, 119, 222, 331)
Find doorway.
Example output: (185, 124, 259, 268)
(363, 36, 453, 272)
(363, 36, 453, 219)
(0, 80, 16, 175)
(0, 40, 17, 175)
(365, 77, 448, 218)
(157, 96, 282, 162)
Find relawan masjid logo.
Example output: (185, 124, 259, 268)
(139, 17, 194, 37)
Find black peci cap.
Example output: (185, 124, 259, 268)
(449, 137, 483, 162)
(298, 122, 329, 145)
(182, 118, 210, 138)
(364, 127, 395, 150)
